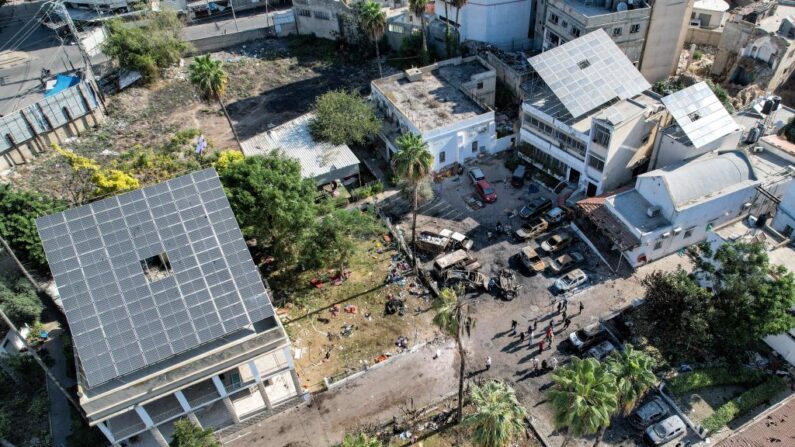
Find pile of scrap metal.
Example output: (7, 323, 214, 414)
(489, 268, 521, 300)
(416, 228, 474, 255)
(443, 269, 489, 291)
(432, 249, 480, 278)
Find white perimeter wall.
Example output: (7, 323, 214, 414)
(435, 0, 533, 47)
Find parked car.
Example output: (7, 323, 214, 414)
(587, 340, 616, 360)
(629, 397, 669, 430)
(544, 206, 571, 224)
(553, 268, 588, 293)
(468, 167, 486, 184)
(475, 180, 497, 203)
(548, 251, 584, 274)
(515, 217, 549, 240)
(540, 231, 572, 253)
(643, 415, 686, 446)
(433, 250, 479, 277)
(511, 165, 526, 187)
(519, 246, 547, 274)
(568, 323, 605, 352)
(520, 197, 553, 219)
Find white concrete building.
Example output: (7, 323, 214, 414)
(371, 56, 506, 172)
(595, 149, 794, 268)
(690, 0, 730, 29)
(652, 81, 742, 170)
(240, 113, 361, 187)
(35, 170, 304, 447)
(772, 181, 795, 236)
(518, 30, 665, 197)
(434, 0, 533, 50)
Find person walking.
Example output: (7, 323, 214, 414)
(545, 326, 553, 340)
(538, 339, 545, 352)
(520, 331, 526, 342)
(561, 310, 567, 321)
(511, 320, 518, 335)
(556, 301, 563, 313)
(485, 356, 492, 371)
(578, 301, 584, 315)
(531, 357, 538, 371)
(466, 317, 472, 338)
(548, 319, 554, 330)
(529, 327, 535, 341)
(563, 317, 571, 329)
(533, 318, 539, 331)
(551, 356, 559, 370)
(549, 333, 555, 347)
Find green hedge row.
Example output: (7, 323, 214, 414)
(667, 368, 767, 396)
(701, 376, 787, 433)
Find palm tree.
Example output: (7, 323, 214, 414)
(606, 344, 657, 414)
(357, 0, 387, 78)
(548, 357, 618, 447)
(392, 132, 433, 264)
(433, 287, 473, 423)
(452, 0, 468, 55)
(465, 380, 527, 447)
(443, 0, 451, 57)
(339, 432, 382, 447)
(408, 0, 429, 57)
(187, 55, 240, 146)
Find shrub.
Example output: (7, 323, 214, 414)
(693, 50, 704, 60)
(667, 368, 767, 396)
(701, 376, 786, 433)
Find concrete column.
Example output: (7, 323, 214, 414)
(174, 390, 202, 428)
(283, 346, 303, 394)
(149, 426, 169, 447)
(96, 421, 119, 446)
(248, 360, 272, 410)
(211, 375, 228, 397)
(222, 396, 241, 424)
(187, 412, 202, 428)
(134, 406, 155, 428)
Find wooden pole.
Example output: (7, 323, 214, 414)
(0, 235, 40, 292)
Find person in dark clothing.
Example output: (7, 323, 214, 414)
(533, 319, 538, 331)
(557, 301, 563, 313)
(541, 359, 548, 370)
(548, 319, 554, 329)
(538, 340, 544, 352)
(520, 331, 526, 342)
(563, 317, 572, 329)
(579, 301, 584, 314)
(561, 310, 567, 321)
(466, 317, 472, 337)
(511, 320, 518, 334)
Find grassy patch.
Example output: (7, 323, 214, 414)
(701, 376, 786, 433)
(667, 368, 767, 396)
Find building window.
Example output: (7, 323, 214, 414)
(518, 143, 568, 178)
(313, 10, 331, 20)
(297, 8, 311, 17)
(388, 24, 405, 33)
(439, 151, 446, 163)
(592, 124, 611, 146)
(654, 241, 662, 250)
(472, 141, 478, 152)
(612, 27, 622, 36)
(587, 154, 605, 172)
(477, 81, 483, 89)
(630, 24, 640, 34)
(571, 27, 581, 37)
(683, 227, 694, 238)
(561, 20, 568, 28)
(549, 14, 559, 25)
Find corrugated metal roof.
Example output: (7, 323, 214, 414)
(240, 113, 360, 181)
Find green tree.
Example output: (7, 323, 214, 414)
(695, 242, 795, 355)
(310, 90, 381, 146)
(169, 418, 219, 447)
(188, 55, 240, 145)
(0, 276, 43, 327)
(781, 117, 795, 142)
(408, 0, 429, 56)
(706, 80, 734, 112)
(639, 268, 713, 360)
(392, 133, 433, 265)
(548, 357, 618, 447)
(103, 11, 188, 83)
(433, 287, 473, 422)
(356, 0, 386, 77)
(0, 184, 66, 269)
(302, 208, 383, 271)
(219, 153, 317, 264)
(339, 432, 382, 447)
(55, 145, 140, 203)
(605, 345, 657, 414)
(465, 380, 527, 447)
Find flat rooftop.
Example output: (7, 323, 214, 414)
(733, 101, 795, 134)
(748, 146, 795, 182)
(373, 59, 491, 132)
(759, 4, 795, 35)
(608, 189, 671, 234)
(551, 0, 649, 18)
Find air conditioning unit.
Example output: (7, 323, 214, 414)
(647, 206, 661, 218)
(672, 227, 682, 235)
(752, 146, 764, 153)
(661, 231, 671, 238)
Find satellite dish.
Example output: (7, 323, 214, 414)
(616, 2, 628, 11)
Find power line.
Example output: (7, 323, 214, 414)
(0, 3, 52, 52)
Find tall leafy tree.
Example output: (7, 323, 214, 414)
(0, 184, 66, 269)
(392, 133, 433, 265)
(356, 0, 386, 77)
(465, 380, 527, 447)
(605, 345, 657, 414)
(339, 433, 382, 447)
(408, 0, 429, 56)
(310, 90, 381, 146)
(548, 357, 618, 447)
(433, 287, 473, 422)
(219, 153, 318, 264)
(301, 209, 382, 271)
(188, 55, 240, 145)
(170, 418, 219, 447)
(0, 276, 43, 327)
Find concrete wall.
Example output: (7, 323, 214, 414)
(685, 26, 723, 46)
(293, 0, 352, 41)
(485, 52, 530, 101)
(640, 0, 693, 83)
(425, 113, 497, 170)
(187, 13, 296, 54)
(594, 111, 658, 194)
(434, 0, 533, 49)
(652, 129, 742, 170)
(385, 12, 423, 52)
(772, 182, 795, 234)
(691, 7, 727, 29)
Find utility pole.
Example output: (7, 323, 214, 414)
(230, 0, 240, 32)
(0, 235, 40, 292)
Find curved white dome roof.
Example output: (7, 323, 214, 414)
(694, 0, 730, 12)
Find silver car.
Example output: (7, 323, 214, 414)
(586, 340, 616, 360)
(629, 397, 669, 429)
(643, 415, 686, 445)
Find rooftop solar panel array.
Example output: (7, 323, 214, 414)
(528, 29, 651, 119)
(36, 169, 274, 388)
(661, 81, 739, 148)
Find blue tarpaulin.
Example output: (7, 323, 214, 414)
(45, 74, 80, 97)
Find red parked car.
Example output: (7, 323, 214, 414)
(475, 180, 497, 203)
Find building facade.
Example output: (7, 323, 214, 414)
(371, 56, 503, 172)
(639, 0, 693, 83)
(433, 0, 533, 50)
(35, 169, 304, 446)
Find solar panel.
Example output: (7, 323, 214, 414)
(36, 168, 275, 388)
(661, 81, 739, 148)
(528, 29, 651, 119)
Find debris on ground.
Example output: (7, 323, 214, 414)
(395, 336, 408, 349)
(340, 325, 355, 337)
(385, 298, 406, 316)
